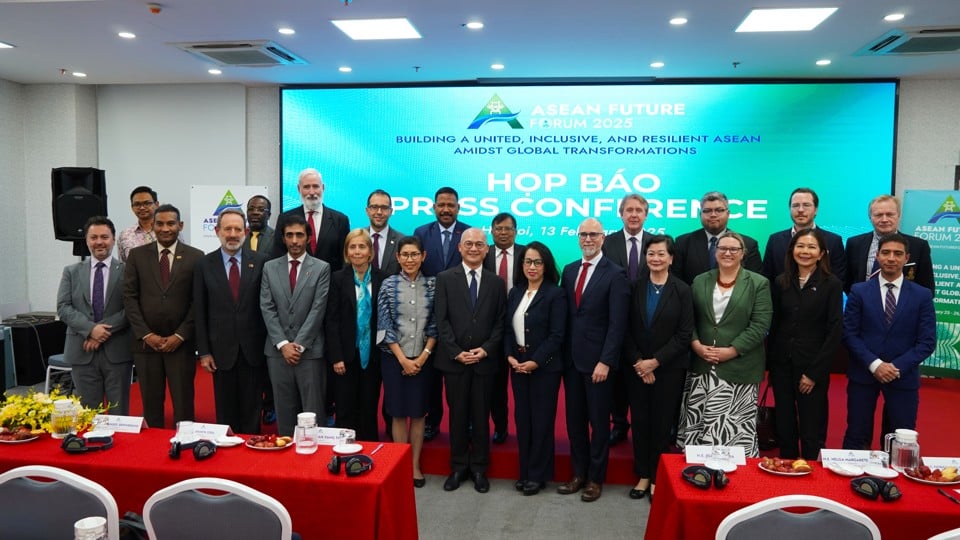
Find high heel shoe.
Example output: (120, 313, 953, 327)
(414, 477, 426, 488)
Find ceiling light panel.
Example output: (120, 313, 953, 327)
(736, 8, 838, 32)
(331, 18, 421, 40)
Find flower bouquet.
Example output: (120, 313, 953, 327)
(0, 389, 105, 435)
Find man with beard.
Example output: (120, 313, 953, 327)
(243, 195, 275, 254)
(124, 204, 204, 427)
(117, 186, 159, 261)
(271, 168, 350, 271)
(366, 189, 404, 277)
(194, 209, 268, 434)
(673, 191, 763, 285)
(762, 187, 846, 284)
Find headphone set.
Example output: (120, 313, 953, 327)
(61, 433, 113, 454)
(169, 439, 218, 461)
(851, 476, 902, 502)
(328, 454, 374, 477)
(682, 465, 729, 490)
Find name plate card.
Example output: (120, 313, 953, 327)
(923, 457, 960, 469)
(317, 427, 356, 446)
(684, 445, 747, 465)
(93, 415, 146, 433)
(191, 423, 232, 440)
(819, 449, 886, 467)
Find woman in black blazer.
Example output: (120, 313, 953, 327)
(504, 241, 567, 496)
(768, 228, 843, 460)
(623, 235, 693, 500)
(325, 228, 384, 442)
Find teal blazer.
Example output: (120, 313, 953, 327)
(689, 268, 772, 384)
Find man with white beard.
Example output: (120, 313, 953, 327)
(271, 168, 350, 272)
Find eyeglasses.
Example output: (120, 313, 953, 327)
(522, 259, 544, 267)
(398, 252, 422, 260)
(131, 201, 156, 208)
(701, 208, 727, 215)
(493, 226, 516, 233)
(716, 247, 742, 254)
(367, 205, 392, 212)
(578, 232, 603, 239)
(461, 241, 486, 249)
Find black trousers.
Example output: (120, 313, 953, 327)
(211, 350, 264, 435)
(625, 367, 685, 481)
(333, 351, 383, 442)
(770, 364, 829, 460)
(563, 365, 612, 483)
(444, 369, 493, 473)
(513, 364, 561, 483)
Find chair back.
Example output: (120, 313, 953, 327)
(716, 494, 880, 540)
(0, 465, 119, 540)
(144, 477, 292, 540)
(929, 527, 960, 540)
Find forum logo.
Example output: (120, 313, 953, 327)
(927, 195, 960, 224)
(212, 190, 243, 216)
(467, 94, 523, 129)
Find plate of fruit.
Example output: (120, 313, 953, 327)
(759, 457, 813, 476)
(0, 427, 40, 444)
(245, 434, 294, 451)
(903, 465, 960, 485)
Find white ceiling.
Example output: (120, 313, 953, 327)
(0, 0, 959, 86)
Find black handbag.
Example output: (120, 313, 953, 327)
(756, 381, 778, 451)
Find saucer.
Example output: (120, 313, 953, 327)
(333, 443, 363, 454)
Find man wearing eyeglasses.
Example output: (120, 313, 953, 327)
(117, 186, 159, 262)
(366, 190, 404, 277)
(483, 212, 526, 445)
(557, 218, 630, 502)
(762, 187, 846, 283)
(673, 191, 763, 285)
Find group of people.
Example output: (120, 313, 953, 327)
(56, 170, 938, 502)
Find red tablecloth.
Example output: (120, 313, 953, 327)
(646, 455, 960, 540)
(0, 429, 417, 540)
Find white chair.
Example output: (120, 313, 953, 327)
(929, 527, 960, 540)
(144, 477, 293, 540)
(715, 494, 881, 540)
(0, 465, 120, 540)
(44, 352, 72, 393)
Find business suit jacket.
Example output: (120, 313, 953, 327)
(844, 231, 935, 294)
(673, 229, 763, 285)
(260, 255, 331, 360)
(58, 257, 130, 367)
(324, 267, 384, 368)
(193, 248, 267, 371)
(843, 278, 936, 390)
(371, 226, 404, 277)
(602, 230, 652, 283)
(561, 256, 630, 373)
(243, 224, 275, 254)
(622, 274, 694, 371)
(504, 281, 566, 372)
(762, 227, 847, 285)
(689, 269, 772, 384)
(483, 242, 526, 290)
(768, 269, 843, 382)
(433, 266, 507, 375)
(414, 221, 471, 277)
(271, 205, 350, 272)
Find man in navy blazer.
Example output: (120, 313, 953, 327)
(673, 191, 762, 285)
(366, 189, 404, 277)
(841, 233, 936, 450)
(414, 186, 472, 440)
(557, 218, 630, 502)
(762, 188, 846, 283)
(271, 168, 350, 272)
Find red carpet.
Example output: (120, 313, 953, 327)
(130, 368, 960, 486)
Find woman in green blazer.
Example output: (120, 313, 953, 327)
(678, 232, 772, 457)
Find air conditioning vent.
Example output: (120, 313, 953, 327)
(173, 40, 307, 66)
(857, 27, 960, 56)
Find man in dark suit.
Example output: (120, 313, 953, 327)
(123, 204, 204, 427)
(366, 189, 404, 277)
(434, 228, 506, 493)
(845, 194, 935, 294)
(261, 214, 331, 436)
(557, 218, 630, 502)
(762, 187, 846, 283)
(194, 209, 267, 434)
(414, 186, 472, 440)
(673, 191, 763, 285)
(271, 168, 350, 272)
(57, 216, 132, 414)
(482, 212, 525, 445)
(842, 233, 936, 450)
(602, 194, 652, 446)
(243, 195, 274, 254)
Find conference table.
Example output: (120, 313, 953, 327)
(646, 454, 960, 540)
(0, 428, 418, 539)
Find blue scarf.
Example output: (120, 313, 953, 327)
(355, 268, 372, 369)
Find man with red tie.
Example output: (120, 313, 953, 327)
(194, 209, 267, 434)
(271, 168, 350, 271)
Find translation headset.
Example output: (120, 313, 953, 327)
(682, 465, 729, 490)
(328, 454, 374, 477)
(851, 476, 902, 502)
(61, 433, 113, 454)
(169, 439, 218, 461)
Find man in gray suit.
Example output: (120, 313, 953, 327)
(260, 214, 331, 436)
(366, 189, 404, 277)
(57, 216, 132, 414)
(243, 194, 275, 254)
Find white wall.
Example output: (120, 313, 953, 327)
(0, 78, 957, 312)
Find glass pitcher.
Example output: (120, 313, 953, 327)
(883, 428, 920, 472)
(294, 412, 319, 455)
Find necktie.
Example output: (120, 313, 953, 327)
(92, 262, 105, 322)
(307, 211, 318, 254)
(250, 231, 259, 251)
(469, 269, 478, 308)
(441, 230, 451, 263)
(355, 269, 372, 369)
(884, 283, 897, 327)
(228, 256, 240, 303)
(498, 249, 509, 292)
(160, 248, 171, 287)
(575, 262, 591, 308)
(628, 237, 639, 281)
(708, 236, 718, 269)
(867, 236, 879, 279)
(372, 233, 381, 271)
(289, 260, 300, 293)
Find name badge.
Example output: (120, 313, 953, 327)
(819, 449, 885, 467)
(93, 414, 146, 433)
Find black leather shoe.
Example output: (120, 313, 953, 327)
(629, 488, 647, 499)
(492, 431, 508, 444)
(514, 480, 525, 491)
(609, 427, 628, 445)
(443, 470, 467, 491)
(424, 425, 439, 442)
(472, 472, 490, 493)
(522, 481, 546, 496)
(414, 477, 426, 488)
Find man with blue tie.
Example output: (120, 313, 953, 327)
(673, 191, 763, 285)
(414, 186, 472, 441)
(842, 233, 936, 450)
(762, 187, 846, 284)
